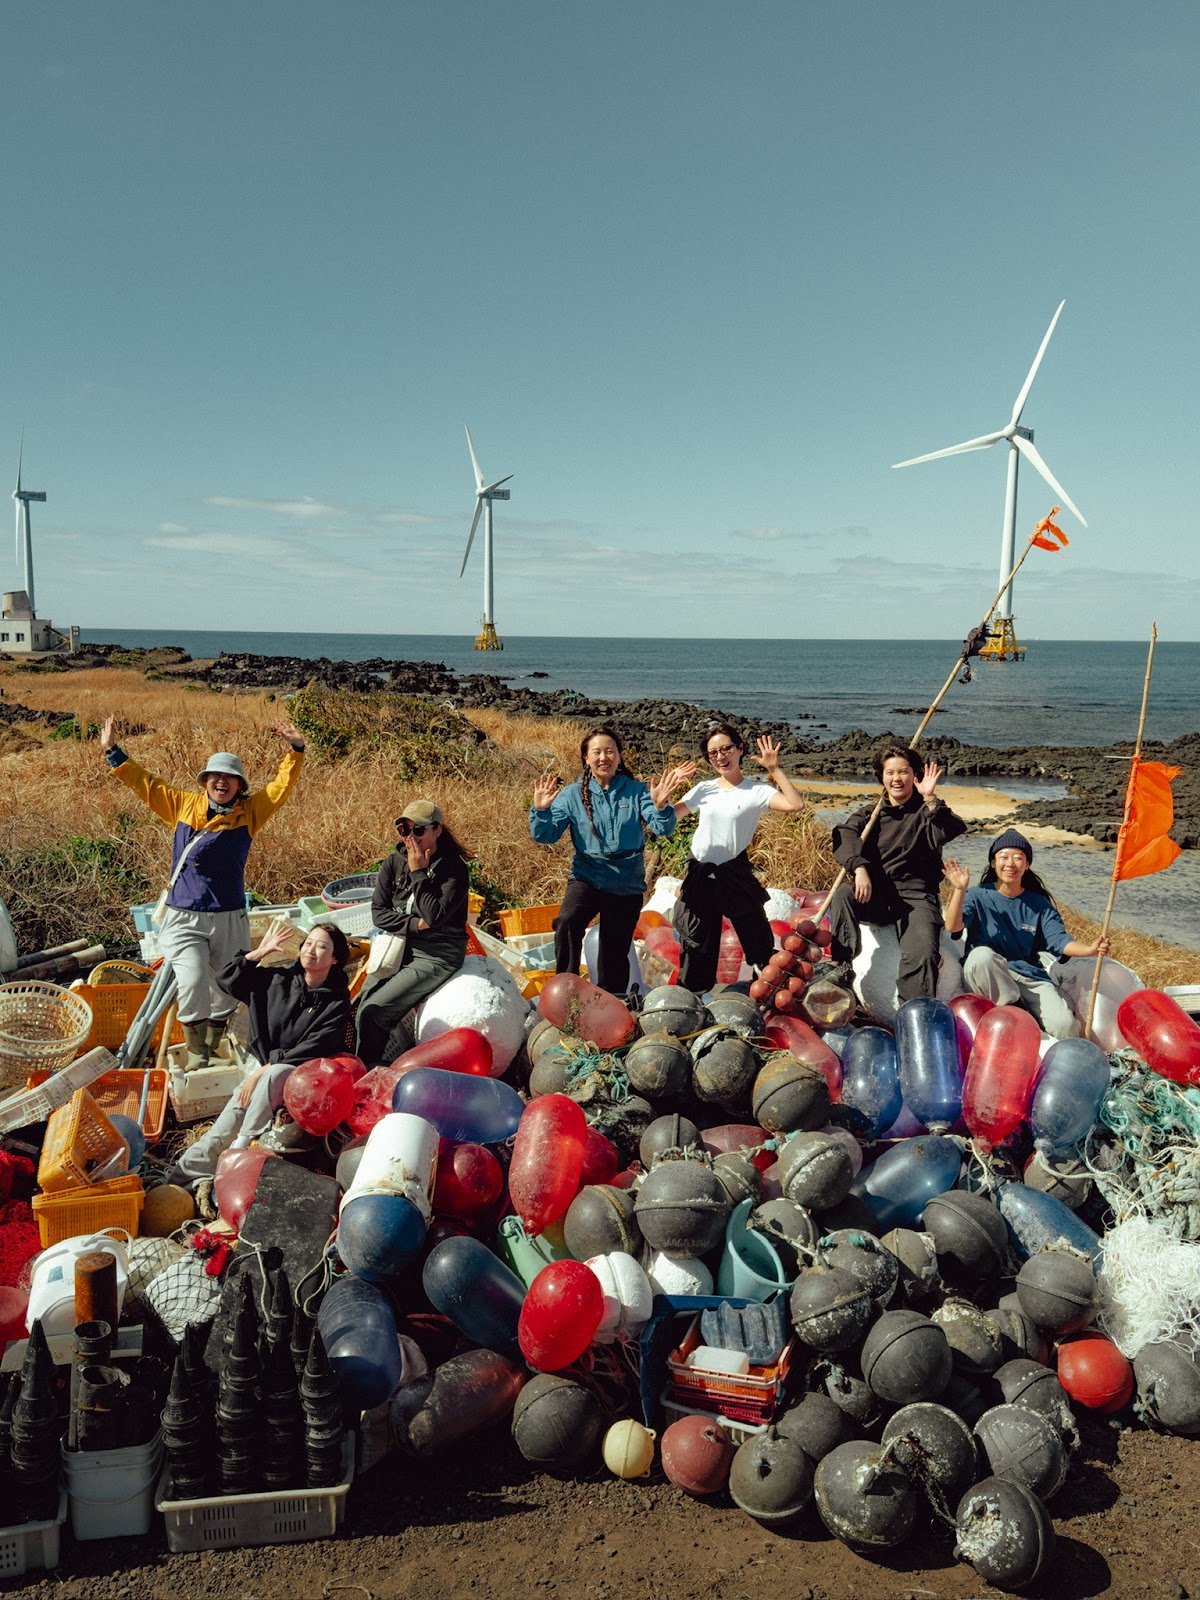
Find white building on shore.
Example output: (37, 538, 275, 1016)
(0, 591, 79, 654)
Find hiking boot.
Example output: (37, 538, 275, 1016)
(181, 1022, 209, 1072)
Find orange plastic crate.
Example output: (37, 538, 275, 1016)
(667, 1316, 793, 1419)
(37, 1090, 129, 1193)
(26, 1068, 169, 1143)
(31, 1175, 144, 1247)
(72, 983, 184, 1057)
(496, 903, 560, 938)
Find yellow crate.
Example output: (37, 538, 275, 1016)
(37, 1090, 128, 1193)
(468, 891, 485, 921)
(31, 1175, 144, 1248)
(72, 983, 184, 1057)
(521, 970, 553, 1001)
(497, 903, 561, 938)
(25, 1068, 169, 1143)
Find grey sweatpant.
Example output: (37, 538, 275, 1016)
(157, 905, 250, 1025)
(173, 1061, 294, 1185)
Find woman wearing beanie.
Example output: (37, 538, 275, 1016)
(354, 799, 471, 1065)
(943, 828, 1110, 1038)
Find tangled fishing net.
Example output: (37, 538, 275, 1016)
(1087, 1053, 1200, 1240)
(1098, 1214, 1200, 1358)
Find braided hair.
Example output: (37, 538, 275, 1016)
(578, 725, 632, 840)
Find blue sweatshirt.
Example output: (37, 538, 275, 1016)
(958, 884, 1071, 981)
(529, 771, 675, 896)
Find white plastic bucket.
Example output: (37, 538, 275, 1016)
(25, 1233, 130, 1338)
(341, 1112, 438, 1218)
(63, 1430, 164, 1539)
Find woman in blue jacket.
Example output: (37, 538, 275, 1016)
(943, 828, 1109, 1037)
(530, 726, 695, 995)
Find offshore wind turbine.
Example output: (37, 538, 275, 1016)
(458, 425, 511, 651)
(892, 300, 1086, 659)
(13, 438, 46, 613)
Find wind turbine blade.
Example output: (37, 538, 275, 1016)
(482, 474, 513, 495)
(1012, 434, 1087, 526)
(14, 431, 22, 496)
(1010, 299, 1066, 426)
(459, 499, 483, 577)
(892, 430, 1008, 468)
(464, 425, 485, 492)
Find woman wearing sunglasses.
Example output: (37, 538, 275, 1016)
(672, 723, 808, 992)
(354, 799, 471, 1064)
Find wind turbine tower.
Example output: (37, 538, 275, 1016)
(892, 301, 1086, 661)
(458, 425, 512, 650)
(13, 440, 46, 614)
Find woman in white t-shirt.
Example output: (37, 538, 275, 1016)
(672, 724, 808, 992)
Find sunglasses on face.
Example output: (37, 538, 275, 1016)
(396, 819, 434, 838)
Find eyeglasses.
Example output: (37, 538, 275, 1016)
(707, 744, 739, 758)
(396, 820, 435, 838)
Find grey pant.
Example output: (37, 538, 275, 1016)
(157, 905, 250, 1025)
(355, 941, 466, 1065)
(962, 947, 1080, 1039)
(173, 1062, 294, 1185)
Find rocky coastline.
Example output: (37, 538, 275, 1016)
(26, 642, 1200, 849)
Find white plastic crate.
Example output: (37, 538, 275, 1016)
(156, 1440, 354, 1552)
(323, 902, 375, 937)
(0, 1492, 66, 1578)
(167, 1041, 251, 1123)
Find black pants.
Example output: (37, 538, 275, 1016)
(827, 880, 943, 1003)
(675, 855, 775, 995)
(554, 878, 642, 996)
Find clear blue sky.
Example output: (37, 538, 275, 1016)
(5, 2, 1198, 641)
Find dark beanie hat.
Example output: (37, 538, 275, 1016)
(989, 827, 1033, 862)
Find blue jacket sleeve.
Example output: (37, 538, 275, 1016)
(530, 787, 574, 846)
(635, 780, 676, 838)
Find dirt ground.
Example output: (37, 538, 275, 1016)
(6, 1412, 1199, 1600)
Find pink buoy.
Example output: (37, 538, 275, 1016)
(432, 1140, 505, 1220)
(283, 1056, 359, 1135)
(213, 1147, 279, 1230)
(1116, 990, 1200, 1086)
(763, 1014, 843, 1099)
(517, 1259, 604, 1371)
(962, 1005, 1043, 1152)
(537, 974, 636, 1049)
(391, 1027, 496, 1079)
(346, 1062, 413, 1139)
(579, 1127, 620, 1188)
(715, 923, 746, 985)
(508, 1094, 589, 1234)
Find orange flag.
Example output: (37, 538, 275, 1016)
(1114, 756, 1182, 880)
(1030, 507, 1069, 552)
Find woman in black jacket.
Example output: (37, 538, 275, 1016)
(355, 799, 471, 1065)
(168, 919, 353, 1191)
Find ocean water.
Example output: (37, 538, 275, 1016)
(84, 631, 1200, 751)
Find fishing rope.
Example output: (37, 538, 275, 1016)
(1085, 1055, 1200, 1239)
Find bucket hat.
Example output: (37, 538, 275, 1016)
(196, 752, 247, 786)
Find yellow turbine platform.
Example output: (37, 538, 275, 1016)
(474, 623, 503, 650)
(979, 618, 1026, 662)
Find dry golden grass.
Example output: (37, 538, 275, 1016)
(0, 664, 1196, 985)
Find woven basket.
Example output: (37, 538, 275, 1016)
(0, 982, 94, 1091)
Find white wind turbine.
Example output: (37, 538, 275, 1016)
(892, 300, 1086, 657)
(13, 436, 46, 613)
(458, 425, 512, 651)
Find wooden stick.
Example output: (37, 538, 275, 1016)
(1083, 623, 1158, 1039)
(815, 531, 1047, 920)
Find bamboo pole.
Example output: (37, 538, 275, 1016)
(1083, 623, 1158, 1039)
(815, 524, 1053, 920)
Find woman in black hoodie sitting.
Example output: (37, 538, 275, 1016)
(169, 920, 353, 1189)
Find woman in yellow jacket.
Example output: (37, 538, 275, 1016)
(100, 715, 305, 1067)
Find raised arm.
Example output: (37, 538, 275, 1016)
(751, 736, 807, 815)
